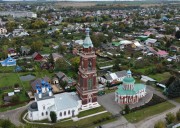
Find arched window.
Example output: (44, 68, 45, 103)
(43, 106, 45, 110)
(42, 112, 44, 116)
(68, 110, 70, 115)
(46, 111, 48, 115)
(59, 112, 62, 117)
(64, 111, 66, 116)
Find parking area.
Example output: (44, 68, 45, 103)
(97, 92, 123, 115)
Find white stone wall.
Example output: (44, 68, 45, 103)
(37, 98, 55, 120)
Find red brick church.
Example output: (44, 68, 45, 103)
(76, 28, 100, 109)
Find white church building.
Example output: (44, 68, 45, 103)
(28, 80, 82, 121)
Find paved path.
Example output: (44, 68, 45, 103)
(102, 117, 135, 128)
(0, 101, 32, 126)
(134, 85, 180, 128)
(135, 104, 180, 128)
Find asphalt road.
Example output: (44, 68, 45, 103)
(0, 101, 32, 126)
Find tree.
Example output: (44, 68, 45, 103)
(167, 78, 180, 98)
(70, 56, 80, 72)
(49, 54, 54, 65)
(55, 58, 68, 71)
(31, 41, 43, 52)
(165, 112, 176, 124)
(176, 109, 180, 121)
(60, 80, 68, 90)
(165, 76, 176, 88)
(175, 31, 180, 39)
(57, 45, 66, 54)
(50, 111, 57, 123)
(154, 120, 165, 128)
(124, 105, 130, 114)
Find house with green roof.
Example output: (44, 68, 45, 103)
(115, 70, 147, 104)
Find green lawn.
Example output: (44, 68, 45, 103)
(174, 97, 180, 103)
(78, 106, 105, 118)
(124, 101, 175, 123)
(149, 72, 172, 82)
(0, 102, 27, 112)
(0, 73, 21, 87)
(55, 112, 115, 128)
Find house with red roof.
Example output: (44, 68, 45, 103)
(156, 50, 168, 58)
(32, 52, 43, 61)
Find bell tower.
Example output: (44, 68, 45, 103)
(76, 28, 99, 109)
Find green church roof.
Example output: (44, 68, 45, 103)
(83, 28, 93, 48)
(116, 84, 146, 96)
(123, 77, 135, 83)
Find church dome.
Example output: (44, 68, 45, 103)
(123, 77, 135, 83)
(30, 102, 38, 110)
(83, 28, 93, 48)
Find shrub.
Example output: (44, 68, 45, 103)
(124, 105, 130, 114)
(154, 120, 165, 128)
(176, 109, 180, 121)
(165, 112, 176, 124)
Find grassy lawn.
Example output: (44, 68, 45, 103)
(124, 101, 175, 123)
(78, 106, 105, 118)
(55, 112, 114, 128)
(174, 97, 180, 103)
(0, 73, 21, 87)
(149, 72, 172, 82)
(0, 102, 27, 112)
(104, 89, 116, 94)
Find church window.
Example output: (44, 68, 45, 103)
(64, 111, 66, 116)
(68, 110, 70, 115)
(88, 78, 93, 90)
(46, 111, 48, 115)
(88, 59, 92, 70)
(43, 106, 45, 110)
(42, 112, 44, 116)
(80, 76, 83, 86)
(59, 112, 62, 117)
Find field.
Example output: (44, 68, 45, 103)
(124, 101, 175, 123)
(149, 72, 172, 82)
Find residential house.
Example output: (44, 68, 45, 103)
(30, 77, 51, 93)
(53, 72, 76, 88)
(20, 46, 31, 55)
(8, 48, 17, 57)
(40, 62, 54, 70)
(145, 38, 157, 47)
(141, 75, 156, 85)
(1, 56, 16, 66)
(170, 45, 180, 52)
(32, 52, 43, 61)
(156, 50, 168, 58)
(99, 70, 127, 85)
(0, 27, 7, 35)
(52, 53, 63, 62)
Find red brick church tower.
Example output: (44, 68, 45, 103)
(76, 28, 99, 109)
